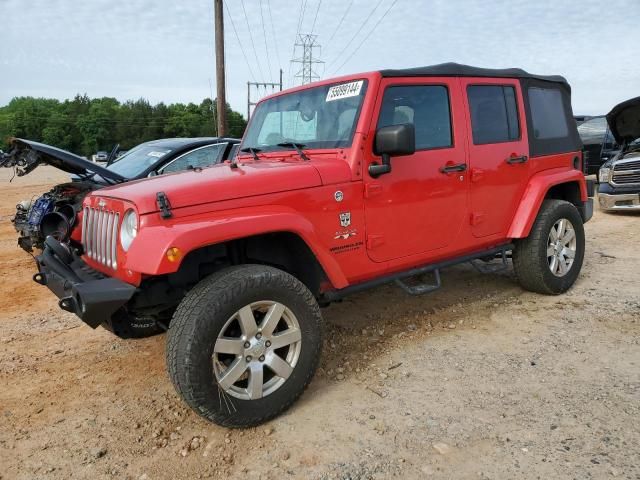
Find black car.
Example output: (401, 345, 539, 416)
(2, 137, 240, 251)
(577, 116, 620, 178)
(597, 97, 640, 212)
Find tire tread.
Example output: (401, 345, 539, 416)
(166, 265, 322, 427)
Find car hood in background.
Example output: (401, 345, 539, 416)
(4, 139, 126, 182)
(606, 96, 640, 145)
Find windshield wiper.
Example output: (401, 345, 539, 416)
(239, 147, 262, 161)
(277, 142, 310, 161)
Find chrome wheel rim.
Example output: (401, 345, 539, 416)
(212, 301, 302, 400)
(547, 218, 577, 277)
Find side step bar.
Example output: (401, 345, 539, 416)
(322, 244, 514, 302)
(470, 249, 509, 274)
(395, 269, 441, 296)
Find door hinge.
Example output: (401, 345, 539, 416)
(470, 213, 485, 226)
(366, 234, 385, 249)
(470, 168, 484, 183)
(364, 183, 383, 198)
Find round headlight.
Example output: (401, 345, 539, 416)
(120, 209, 138, 251)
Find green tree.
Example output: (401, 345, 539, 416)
(0, 95, 247, 154)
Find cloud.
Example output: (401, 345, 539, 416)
(0, 0, 638, 115)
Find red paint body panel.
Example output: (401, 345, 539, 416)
(507, 166, 587, 238)
(98, 160, 323, 213)
(361, 76, 470, 262)
(459, 77, 531, 238)
(78, 70, 587, 294)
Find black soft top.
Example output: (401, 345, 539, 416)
(380, 62, 568, 87)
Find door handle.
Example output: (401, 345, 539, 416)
(440, 163, 467, 174)
(506, 155, 528, 164)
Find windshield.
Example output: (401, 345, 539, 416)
(242, 79, 368, 152)
(107, 144, 173, 177)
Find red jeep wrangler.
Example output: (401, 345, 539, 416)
(33, 63, 593, 427)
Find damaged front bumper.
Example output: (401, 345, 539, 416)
(34, 237, 136, 329)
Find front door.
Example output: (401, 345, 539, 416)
(363, 78, 469, 263)
(460, 79, 530, 238)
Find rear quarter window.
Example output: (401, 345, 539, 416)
(528, 87, 569, 139)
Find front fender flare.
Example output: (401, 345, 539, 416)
(124, 205, 349, 289)
(507, 168, 587, 239)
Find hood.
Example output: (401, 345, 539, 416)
(606, 96, 640, 145)
(97, 160, 324, 214)
(1, 139, 126, 183)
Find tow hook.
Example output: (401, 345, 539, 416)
(58, 296, 76, 313)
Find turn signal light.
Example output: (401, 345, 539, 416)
(166, 247, 182, 262)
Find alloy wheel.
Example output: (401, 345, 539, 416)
(546, 218, 577, 277)
(212, 301, 302, 400)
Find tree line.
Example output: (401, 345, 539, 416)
(0, 95, 247, 156)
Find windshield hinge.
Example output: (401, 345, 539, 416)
(156, 191, 173, 219)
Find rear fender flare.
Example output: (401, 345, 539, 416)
(123, 206, 348, 288)
(507, 168, 587, 239)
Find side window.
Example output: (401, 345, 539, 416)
(377, 85, 452, 150)
(161, 145, 224, 174)
(527, 87, 569, 139)
(468, 85, 520, 144)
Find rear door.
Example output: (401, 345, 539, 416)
(363, 77, 469, 262)
(461, 79, 529, 238)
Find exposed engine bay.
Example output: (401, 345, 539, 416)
(13, 182, 98, 252)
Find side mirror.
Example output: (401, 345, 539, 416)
(369, 123, 415, 178)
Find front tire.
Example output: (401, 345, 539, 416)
(166, 265, 322, 427)
(513, 200, 585, 294)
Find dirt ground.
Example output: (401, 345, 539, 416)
(0, 167, 638, 480)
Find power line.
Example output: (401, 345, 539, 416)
(266, 0, 282, 71)
(296, 0, 308, 37)
(259, 0, 274, 82)
(324, 0, 385, 70)
(310, 0, 322, 36)
(324, 0, 353, 49)
(223, 0, 257, 82)
(240, 0, 266, 81)
(331, 0, 399, 76)
(288, 0, 308, 87)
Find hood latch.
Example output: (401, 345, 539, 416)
(156, 192, 173, 219)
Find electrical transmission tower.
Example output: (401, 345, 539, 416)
(290, 34, 324, 85)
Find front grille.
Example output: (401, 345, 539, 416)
(612, 158, 640, 185)
(82, 206, 119, 269)
(614, 159, 640, 171)
(613, 172, 640, 184)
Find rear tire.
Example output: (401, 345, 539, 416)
(513, 200, 585, 294)
(166, 265, 322, 427)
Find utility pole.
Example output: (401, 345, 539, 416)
(214, 0, 227, 136)
(291, 34, 323, 85)
(247, 69, 283, 120)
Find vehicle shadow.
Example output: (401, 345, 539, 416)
(314, 262, 523, 376)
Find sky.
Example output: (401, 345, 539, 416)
(1, 0, 638, 117)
